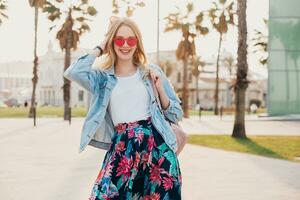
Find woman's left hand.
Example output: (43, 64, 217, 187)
(149, 69, 164, 93)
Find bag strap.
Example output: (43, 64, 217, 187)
(149, 74, 163, 113)
(148, 65, 174, 125)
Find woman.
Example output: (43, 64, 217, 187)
(64, 16, 183, 200)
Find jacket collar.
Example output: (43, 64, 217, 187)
(105, 64, 150, 81)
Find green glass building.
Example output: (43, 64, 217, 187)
(268, 0, 300, 115)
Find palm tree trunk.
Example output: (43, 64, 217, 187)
(182, 57, 189, 118)
(196, 73, 200, 105)
(232, 0, 248, 138)
(214, 33, 222, 115)
(232, 83, 246, 137)
(156, 0, 160, 65)
(29, 7, 39, 118)
(63, 10, 73, 120)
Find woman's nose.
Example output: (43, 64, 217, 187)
(123, 41, 130, 48)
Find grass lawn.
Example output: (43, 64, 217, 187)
(0, 107, 88, 118)
(188, 135, 300, 163)
(189, 110, 214, 116)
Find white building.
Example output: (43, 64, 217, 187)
(0, 61, 32, 105)
(0, 42, 91, 107)
(37, 42, 90, 107)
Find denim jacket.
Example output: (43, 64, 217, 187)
(63, 53, 183, 154)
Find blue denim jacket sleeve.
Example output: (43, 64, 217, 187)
(63, 53, 106, 94)
(151, 64, 184, 124)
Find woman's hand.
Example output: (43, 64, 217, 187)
(149, 69, 163, 93)
(149, 69, 171, 110)
(92, 34, 109, 57)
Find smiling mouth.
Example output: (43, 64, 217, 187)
(119, 49, 131, 54)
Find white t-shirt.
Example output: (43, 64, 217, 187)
(107, 67, 151, 126)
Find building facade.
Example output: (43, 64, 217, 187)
(268, 0, 300, 114)
(148, 50, 267, 110)
(0, 42, 90, 108)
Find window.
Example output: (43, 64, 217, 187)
(177, 72, 181, 83)
(52, 90, 55, 105)
(78, 90, 84, 101)
(188, 72, 192, 83)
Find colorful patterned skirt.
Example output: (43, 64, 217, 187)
(88, 116, 182, 200)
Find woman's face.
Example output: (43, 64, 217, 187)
(113, 25, 137, 62)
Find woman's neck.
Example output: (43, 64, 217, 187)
(115, 59, 137, 76)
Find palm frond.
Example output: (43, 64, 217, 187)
(0, 0, 8, 25)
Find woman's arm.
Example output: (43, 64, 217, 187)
(63, 49, 107, 94)
(157, 86, 171, 111)
(151, 64, 184, 124)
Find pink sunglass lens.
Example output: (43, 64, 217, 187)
(127, 38, 138, 46)
(114, 38, 125, 46)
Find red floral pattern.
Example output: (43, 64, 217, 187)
(115, 123, 126, 134)
(143, 193, 160, 200)
(116, 155, 133, 182)
(115, 141, 125, 155)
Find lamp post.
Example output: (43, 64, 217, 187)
(156, 0, 160, 65)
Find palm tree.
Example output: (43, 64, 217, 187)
(209, 0, 236, 115)
(159, 60, 173, 78)
(28, 0, 45, 118)
(43, 0, 97, 120)
(165, 3, 209, 118)
(0, 0, 8, 25)
(232, 0, 249, 138)
(191, 56, 205, 105)
(223, 54, 236, 78)
(112, 0, 145, 17)
(252, 19, 268, 66)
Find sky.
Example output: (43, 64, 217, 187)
(0, 0, 268, 75)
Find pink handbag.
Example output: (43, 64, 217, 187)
(149, 74, 188, 156)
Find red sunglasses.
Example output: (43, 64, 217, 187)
(113, 36, 138, 47)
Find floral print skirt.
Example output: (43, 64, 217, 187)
(88, 116, 182, 200)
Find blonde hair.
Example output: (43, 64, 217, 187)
(100, 16, 148, 70)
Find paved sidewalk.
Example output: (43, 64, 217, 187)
(180, 144, 300, 200)
(181, 115, 300, 136)
(0, 118, 299, 200)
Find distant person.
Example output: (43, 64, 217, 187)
(198, 103, 202, 119)
(179, 96, 183, 106)
(24, 101, 28, 107)
(250, 103, 258, 113)
(63, 16, 183, 199)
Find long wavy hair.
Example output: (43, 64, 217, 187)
(100, 16, 148, 71)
